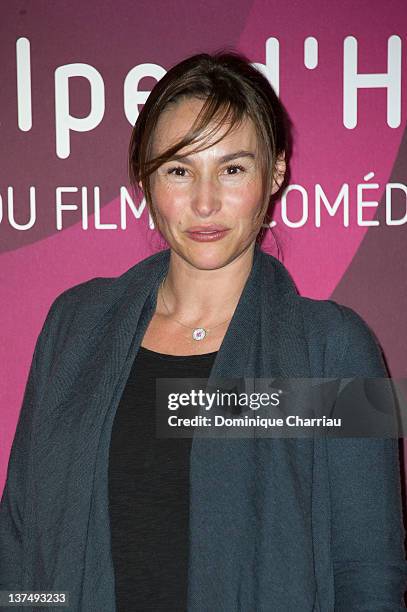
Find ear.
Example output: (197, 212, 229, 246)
(138, 180, 143, 191)
(271, 151, 286, 195)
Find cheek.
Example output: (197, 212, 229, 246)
(151, 182, 185, 224)
(226, 181, 263, 220)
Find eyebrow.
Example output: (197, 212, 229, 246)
(167, 149, 256, 164)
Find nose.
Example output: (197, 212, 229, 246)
(191, 175, 222, 218)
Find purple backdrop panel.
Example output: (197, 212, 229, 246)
(1, 0, 406, 494)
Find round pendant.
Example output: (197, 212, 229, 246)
(192, 327, 207, 341)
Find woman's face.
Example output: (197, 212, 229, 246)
(148, 97, 266, 270)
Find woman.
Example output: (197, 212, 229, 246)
(1, 51, 406, 611)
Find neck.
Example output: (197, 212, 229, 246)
(158, 242, 256, 326)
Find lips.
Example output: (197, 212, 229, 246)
(186, 225, 229, 233)
(185, 226, 231, 242)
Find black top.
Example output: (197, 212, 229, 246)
(108, 345, 218, 612)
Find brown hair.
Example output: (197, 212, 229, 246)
(128, 49, 291, 240)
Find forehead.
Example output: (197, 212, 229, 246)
(151, 97, 258, 157)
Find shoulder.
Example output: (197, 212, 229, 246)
(262, 249, 387, 377)
(47, 248, 168, 320)
(36, 249, 169, 358)
(298, 294, 376, 340)
(261, 250, 383, 366)
(296, 295, 387, 377)
(40, 276, 115, 342)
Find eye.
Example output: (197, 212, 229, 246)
(167, 166, 188, 177)
(225, 164, 245, 175)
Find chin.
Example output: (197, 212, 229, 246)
(180, 242, 244, 271)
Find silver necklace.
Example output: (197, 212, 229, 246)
(159, 278, 233, 341)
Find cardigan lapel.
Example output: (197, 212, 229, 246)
(31, 249, 171, 606)
(187, 247, 316, 611)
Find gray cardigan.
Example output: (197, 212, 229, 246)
(1, 243, 406, 611)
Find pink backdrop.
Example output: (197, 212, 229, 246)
(1, 1, 406, 495)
